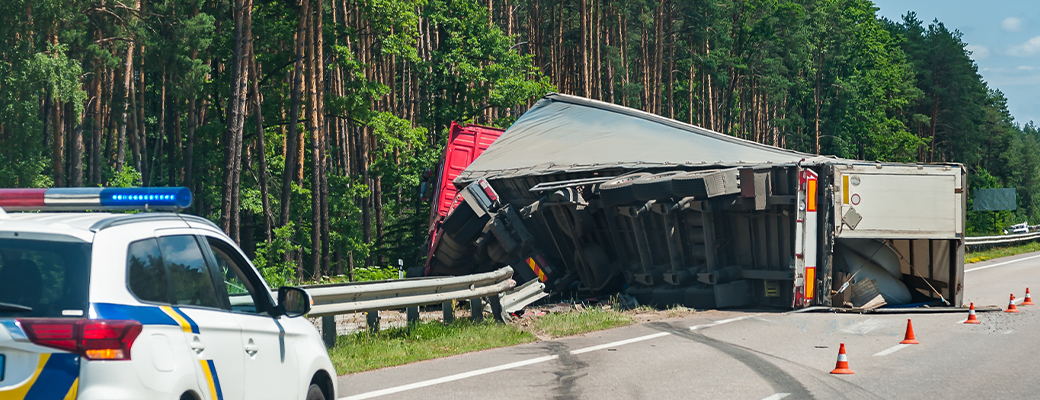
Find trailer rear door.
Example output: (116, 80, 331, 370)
(833, 164, 964, 239)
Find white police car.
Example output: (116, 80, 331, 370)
(0, 187, 336, 400)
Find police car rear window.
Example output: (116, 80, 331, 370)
(0, 239, 91, 318)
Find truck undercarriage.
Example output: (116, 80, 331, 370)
(427, 94, 965, 311)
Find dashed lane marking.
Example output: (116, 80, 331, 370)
(873, 344, 910, 357)
(690, 315, 756, 331)
(759, 394, 791, 400)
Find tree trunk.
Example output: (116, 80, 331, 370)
(52, 96, 64, 187)
(279, 0, 310, 229)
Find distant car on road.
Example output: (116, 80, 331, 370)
(0, 187, 336, 400)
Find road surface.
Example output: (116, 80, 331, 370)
(337, 251, 1040, 399)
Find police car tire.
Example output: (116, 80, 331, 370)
(306, 384, 326, 400)
(599, 172, 651, 205)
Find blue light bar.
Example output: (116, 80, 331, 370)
(100, 187, 193, 210)
(0, 187, 192, 211)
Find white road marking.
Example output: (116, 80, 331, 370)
(759, 394, 791, 400)
(340, 315, 758, 399)
(340, 330, 680, 399)
(339, 355, 558, 400)
(873, 344, 910, 357)
(570, 331, 671, 354)
(690, 315, 755, 330)
(965, 254, 1040, 273)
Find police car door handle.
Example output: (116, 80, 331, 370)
(190, 336, 206, 354)
(244, 339, 259, 356)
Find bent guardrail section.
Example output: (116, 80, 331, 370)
(301, 266, 517, 347)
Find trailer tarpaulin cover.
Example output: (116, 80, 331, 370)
(972, 188, 1017, 211)
(457, 93, 834, 184)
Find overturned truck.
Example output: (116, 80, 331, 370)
(427, 94, 966, 310)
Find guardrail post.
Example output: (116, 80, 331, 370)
(322, 316, 337, 348)
(470, 298, 484, 323)
(442, 301, 455, 324)
(366, 311, 380, 334)
(489, 295, 506, 323)
(406, 306, 420, 327)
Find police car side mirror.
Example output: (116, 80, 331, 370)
(276, 286, 311, 318)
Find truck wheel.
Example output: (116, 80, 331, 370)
(439, 233, 472, 253)
(306, 384, 326, 400)
(487, 241, 512, 264)
(671, 170, 716, 198)
(435, 242, 469, 266)
(634, 171, 684, 201)
(599, 172, 651, 205)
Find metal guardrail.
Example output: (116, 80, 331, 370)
(301, 266, 518, 347)
(965, 231, 1040, 246)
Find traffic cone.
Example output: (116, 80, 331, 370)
(830, 343, 854, 374)
(900, 319, 919, 344)
(964, 302, 980, 324)
(1006, 294, 1020, 313)
(1023, 288, 1035, 306)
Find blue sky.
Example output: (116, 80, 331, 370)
(871, 0, 1040, 126)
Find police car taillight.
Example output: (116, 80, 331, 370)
(18, 319, 143, 360)
(0, 187, 192, 211)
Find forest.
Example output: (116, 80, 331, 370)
(0, 0, 1036, 283)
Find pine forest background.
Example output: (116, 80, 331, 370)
(1, 0, 1036, 283)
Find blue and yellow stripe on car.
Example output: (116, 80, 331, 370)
(0, 353, 80, 400)
(159, 306, 200, 334)
(199, 360, 224, 400)
(92, 303, 200, 334)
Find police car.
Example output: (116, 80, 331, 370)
(0, 187, 337, 400)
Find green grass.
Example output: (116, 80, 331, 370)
(328, 319, 536, 375)
(966, 241, 1040, 264)
(531, 308, 635, 338)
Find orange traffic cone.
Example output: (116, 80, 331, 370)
(1024, 288, 1035, 306)
(900, 319, 920, 344)
(964, 302, 980, 324)
(830, 343, 854, 374)
(1006, 294, 1020, 313)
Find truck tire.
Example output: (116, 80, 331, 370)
(435, 245, 468, 266)
(599, 172, 651, 205)
(633, 171, 684, 201)
(439, 232, 471, 253)
(671, 170, 717, 198)
(487, 241, 511, 264)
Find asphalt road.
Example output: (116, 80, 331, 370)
(337, 252, 1040, 399)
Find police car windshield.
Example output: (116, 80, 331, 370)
(0, 238, 91, 318)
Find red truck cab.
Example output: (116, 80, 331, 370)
(424, 122, 505, 274)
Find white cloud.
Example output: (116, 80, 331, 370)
(1018, 66, 1036, 71)
(1002, 17, 1025, 32)
(1009, 36, 1040, 57)
(966, 44, 990, 60)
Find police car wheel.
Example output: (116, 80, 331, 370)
(306, 384, 326, 400)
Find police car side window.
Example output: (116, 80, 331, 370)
(127, 239, 170, 304)
(127, 236, 222, 310)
